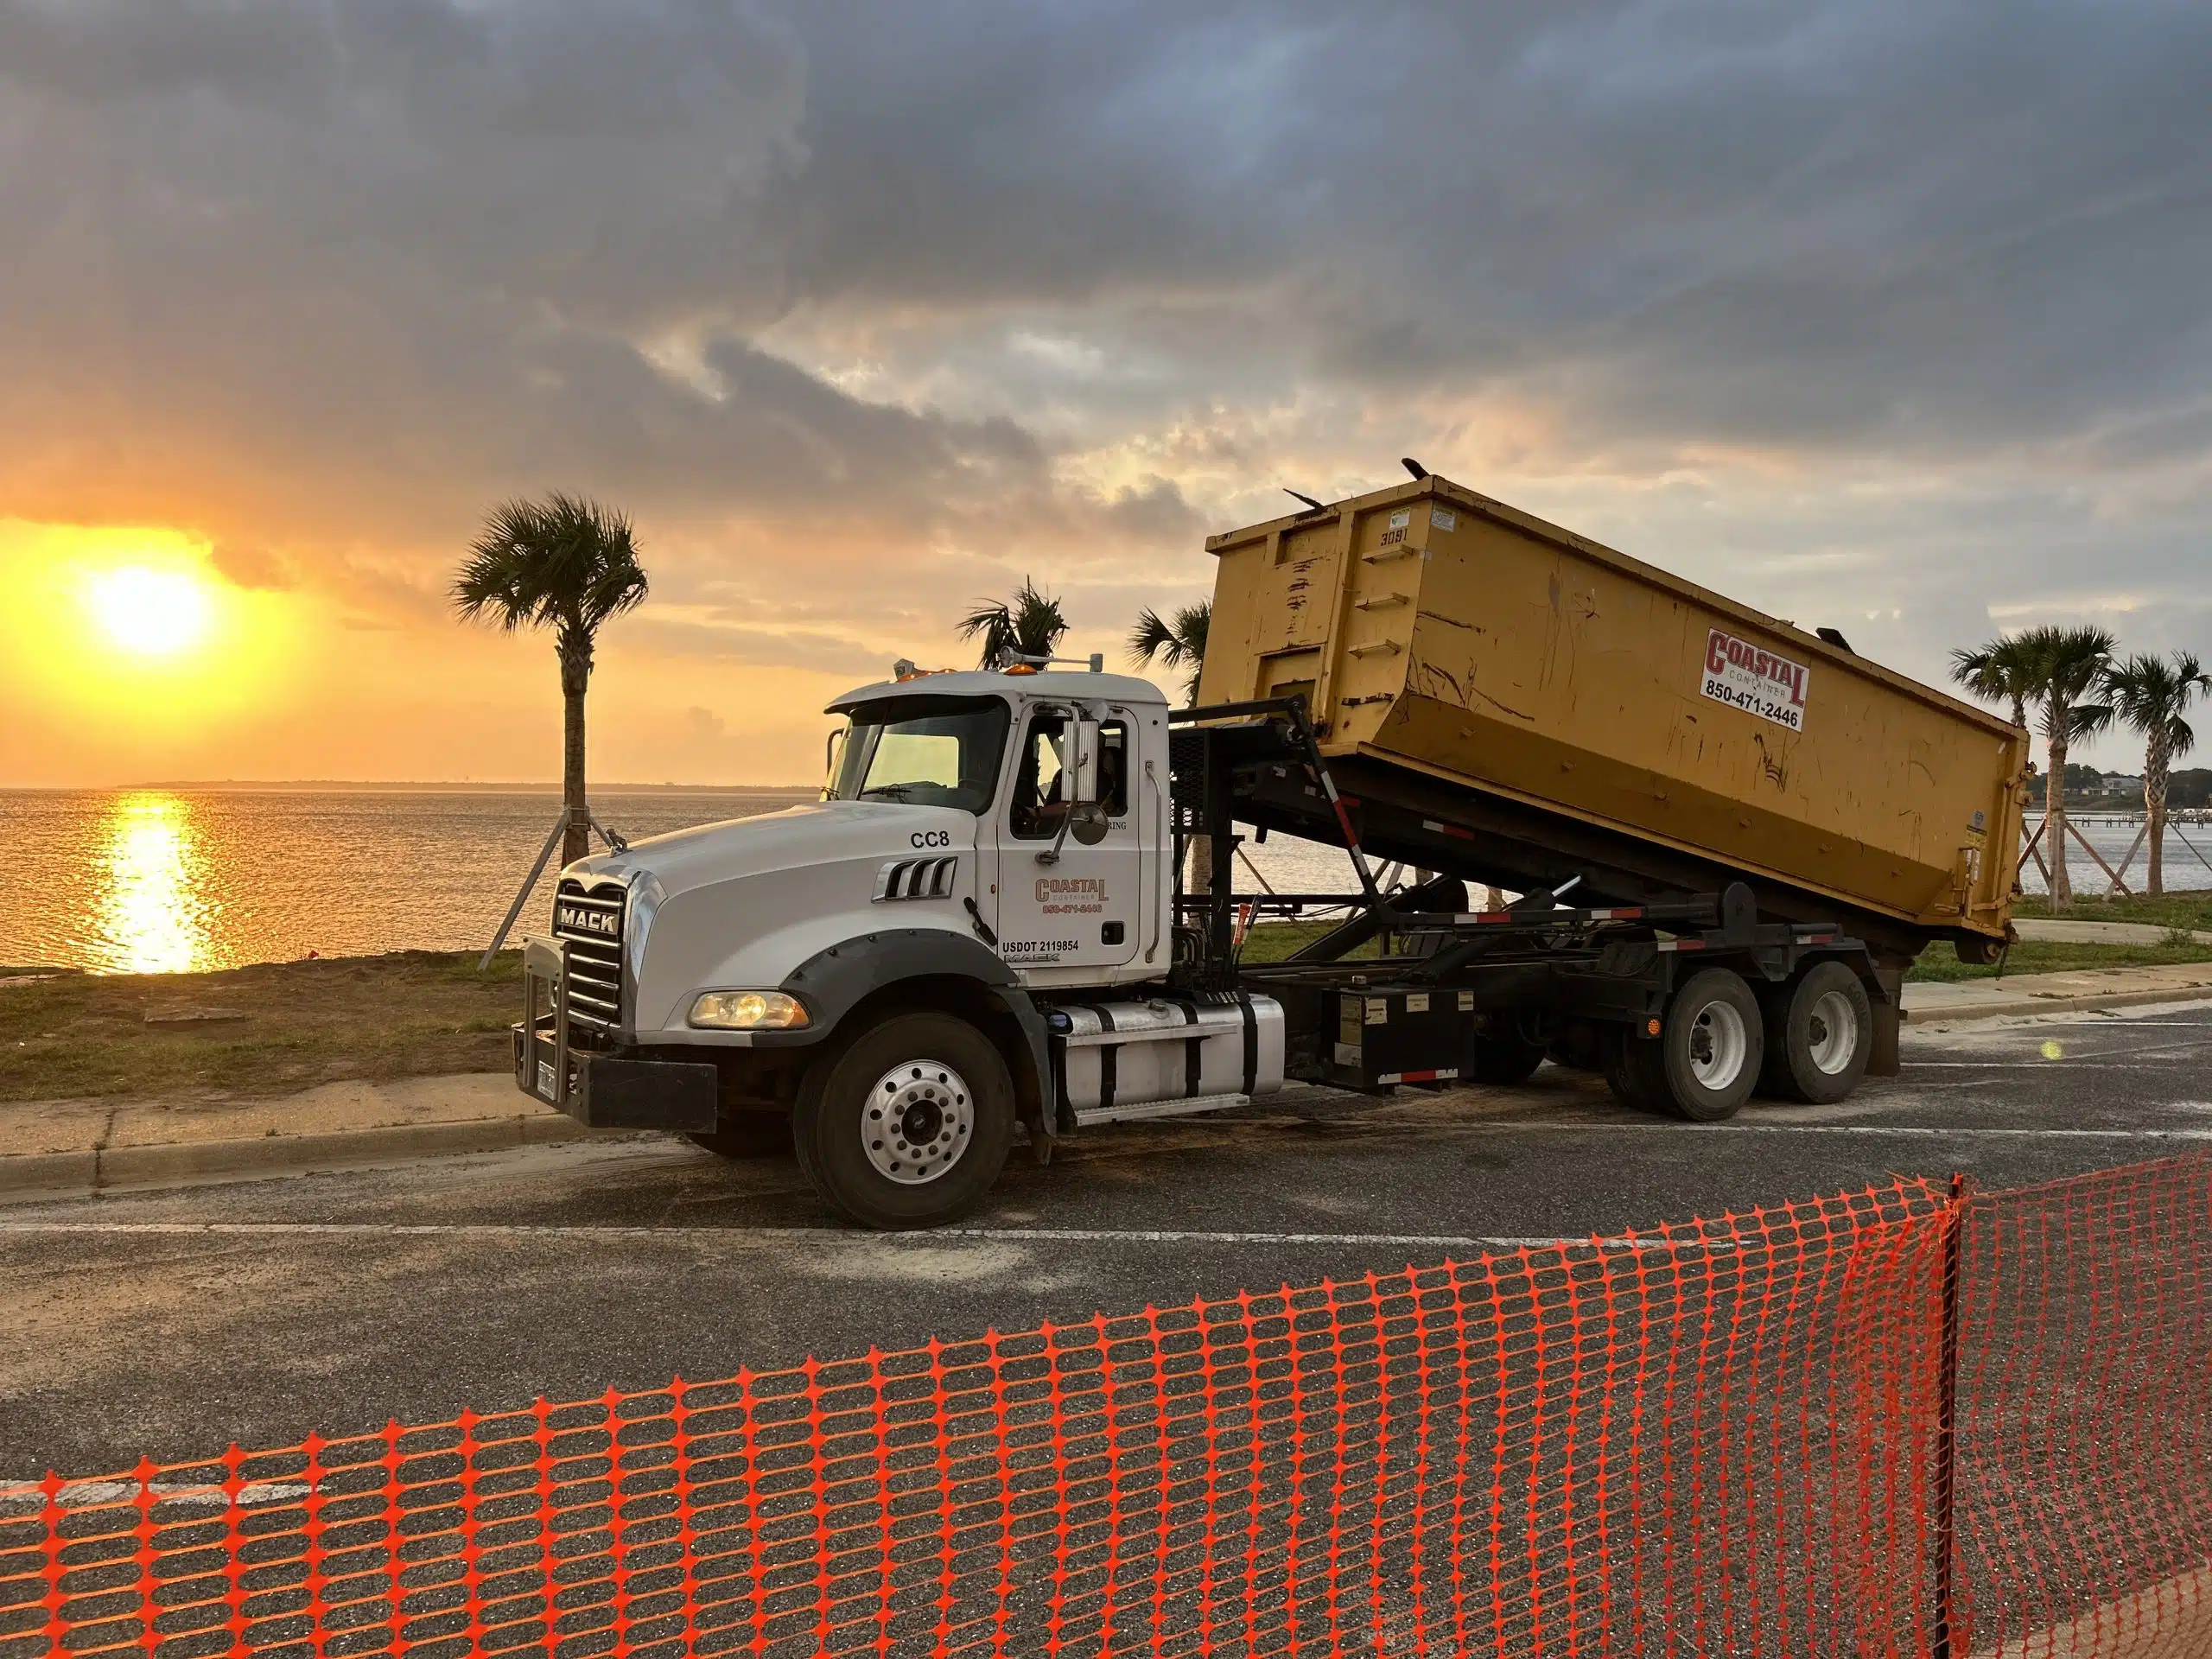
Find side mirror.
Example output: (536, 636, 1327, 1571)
(1068, 719, 1102, 804)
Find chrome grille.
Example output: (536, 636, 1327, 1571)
(873, 855, 958, 902)
(551, 880, 626, 1032)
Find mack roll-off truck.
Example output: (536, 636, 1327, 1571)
(515, 471, 2028, 1229)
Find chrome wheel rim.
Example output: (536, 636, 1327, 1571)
(862, 1059, 973, 1185)
(1806, 988, 1860, 1076)
(1686, 1000, 1750, 1091)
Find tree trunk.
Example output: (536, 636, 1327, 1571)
(559, 632, 593, 867)
(2146, 728, 2171, 898)
(2047, 724, 2072, 908)
(1187, 835, 1213, 896)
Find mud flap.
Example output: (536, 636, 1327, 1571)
(1867, 999, 1901, 1077)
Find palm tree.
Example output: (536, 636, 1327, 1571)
(1128, 600, 1211, 705)
(956, 577, 1068, 669)
(1129, 598, 1214, 890)
(2105, 650, 2210, 896)
(1948, 635, 2039, 731)
(454, 494, 649, 865)
(2015, 624, 2116, 906)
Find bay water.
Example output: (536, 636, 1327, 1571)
(1, 789, 2201, 975)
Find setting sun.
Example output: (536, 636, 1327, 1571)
(86, 566, 213, 658)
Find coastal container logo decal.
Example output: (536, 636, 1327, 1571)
(1700, 628, 1808, 732)
(1035, 875, 1109, 914)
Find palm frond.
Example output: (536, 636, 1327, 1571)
(957, 577, 1067, 667)
(1010, 579, 1069, 659)
(956, 599, 1019, 670)
(2107, 650, 2212, 761)
(1128, 607, 1176, 667)
(452, 493, 648, 640)
(1949, 635, 2038, 728)
(1128, 600, 1210, 702)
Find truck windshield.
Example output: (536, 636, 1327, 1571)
(824, 695, 1012, 814)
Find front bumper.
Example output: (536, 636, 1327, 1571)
(514, 935, 719, 1131)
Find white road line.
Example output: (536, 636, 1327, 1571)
(1902, 1061, 2177, 1070)
(0, 1219, 1690, 1250)
(0, 1480, 309, 1510)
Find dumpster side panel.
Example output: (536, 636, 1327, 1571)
(1201, 477, 2024, 940)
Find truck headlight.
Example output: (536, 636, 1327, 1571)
(688, 990, 810, 1031)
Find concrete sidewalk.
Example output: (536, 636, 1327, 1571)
(2012, 918, 2212, 945)
(1904, 962, 2212, 1025)
(4, 962, 2209, 1203)
(0, 1073, 613, 1200)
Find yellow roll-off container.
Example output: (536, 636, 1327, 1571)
(1197, 474, 2026, 961)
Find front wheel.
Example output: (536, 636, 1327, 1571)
(1656, 969, 1764, 1122)
(792, 1012, 1015, 1230)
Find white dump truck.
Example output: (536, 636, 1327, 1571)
(516, 473, 2024, 1230)
(517, 663, 1277, 1230)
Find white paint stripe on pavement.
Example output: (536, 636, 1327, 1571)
(1903, 1061, 2180, 1070)
(0, 1218, 1692, 1250)
(0, 1480, 310, 1510)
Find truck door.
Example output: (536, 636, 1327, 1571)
(989, 708, 1141, 972)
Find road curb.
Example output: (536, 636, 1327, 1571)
(1906, 982, 2212, 1027)
(0, 1112, 613, 1205)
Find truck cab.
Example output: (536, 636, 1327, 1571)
(514, 664, 1277, 1229)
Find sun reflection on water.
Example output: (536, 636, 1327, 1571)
(96, 793, 213, 973)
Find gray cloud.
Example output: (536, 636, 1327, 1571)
(1, 0, 2208, 763)
(756, 0, 2212, 454)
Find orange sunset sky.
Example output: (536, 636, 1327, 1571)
(5, 0, 2209, 789)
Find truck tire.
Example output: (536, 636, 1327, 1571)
(1605, 1033, 1669, 1113)
(1764, 962, 1873, 1104)
(1467, 1030, 1546, 1085)
(792, 1012, 1015, 1230)
(687, 1113, 791, 1160)
(1656, 969, 1763, 1122)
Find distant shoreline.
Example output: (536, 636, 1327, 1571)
(3, 781, 822, 795)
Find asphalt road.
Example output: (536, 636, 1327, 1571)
(5, 999, 2210, 1481)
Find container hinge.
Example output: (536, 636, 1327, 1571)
(1354, 592, 1412, 610)
(1347, 640, 1403, 658)
(1361, 547, 1420, 564)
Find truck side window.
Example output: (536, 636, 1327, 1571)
(1098, 721, 1128, 817)
(1009, 715, 1068, 839)
(1009, 716, 1130, 836)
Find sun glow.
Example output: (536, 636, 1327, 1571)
(96, 793, 215, 973)
(0, 524, 316, 755)
(86, 566, 213, 658)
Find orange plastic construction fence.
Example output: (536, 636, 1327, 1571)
(2, 1154, 2205, 1657)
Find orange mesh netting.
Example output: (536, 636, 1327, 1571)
(1953, 1154, 2212, 1656)
(3, 1155, 2204, 1657)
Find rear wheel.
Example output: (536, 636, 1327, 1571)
(1765, 962, 1873, 1104)
(687, 1113, 792, 1160)
(793, 1012, 1014, 1230)
(1656, 969, 1763, 1122)
(1604, 1029, 1670, 1112)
